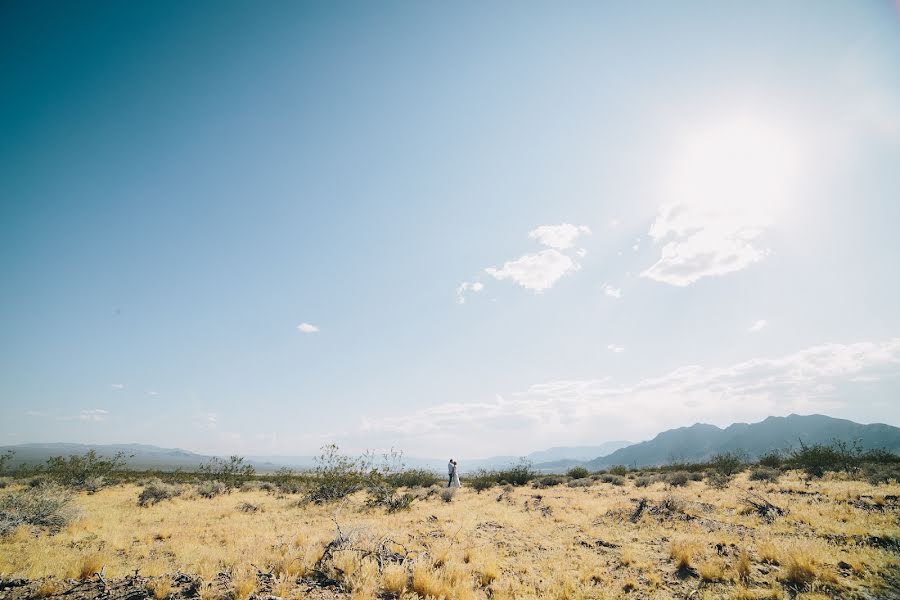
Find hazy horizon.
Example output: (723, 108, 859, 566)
(3, 2, 900, 458)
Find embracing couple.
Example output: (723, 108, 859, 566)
(447, 458, 461, 487)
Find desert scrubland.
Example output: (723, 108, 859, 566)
(1, 464, 899, 600)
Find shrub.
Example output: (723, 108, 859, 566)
(138, 480, 183, 506)
(0, 484, 78, 536)
(495, 458, 536, 486)
(749, 467, 780, 483)
(710, 451, 747, 477)
(467, 471, 496, 493)
(237, 502, 260, 513)
(0, 450, 14, 475)
(608, 465, 629, 476)
(533, 476, 566, 488)
(864, 463, 900, 485)
(386, 469, 440, 489)
(706, 472, 731, 489)
(197, 455, 255, 489)
(41, 450, 128, 489)
(599, 473, 625, 486)
(665, 471, 690, 487)
(304, 444, 370, 504)
(758, 450, 784, 469)
(567, 477, 594, 488)
(439, 488, 456, 503)
(365, 483, 415, 513)
(196, 480, 226, 499)
(566, 466, 590, 479)
(634, 475, 655, 488)
(788, 439, 862, 478)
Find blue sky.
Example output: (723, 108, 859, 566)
(2, 2, 899, 458)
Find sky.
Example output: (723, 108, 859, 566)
(2, 1, 900, 459)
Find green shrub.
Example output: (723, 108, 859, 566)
(533, 476, 566, 488)
(41, 450, 129, 489)
(788, 439, 862, 478)
(566, 466, 590, 479)
(467, 470, 497, 493)
(197, 456, 255, 489)
(495, 459, 536, 486)
(864, 463, 900, 485)
(304, 444, 369, 504)
(608, 465, 629, 476)
(748, 467, 780, 483)
(710, 451, 747, 477)
(757, 451, 783, 469)
(634, 475, 655, 488)
(386, 469, 440, 489)
(0, 450, 14, 476)
(599, 473, 625, 486)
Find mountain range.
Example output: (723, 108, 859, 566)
(585, 414, 900, 469)
(3, 414, 897, 473)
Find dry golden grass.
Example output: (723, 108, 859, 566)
(0, 472, 897, 599)
(146, 577, 173, 600)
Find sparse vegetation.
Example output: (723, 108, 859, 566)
(197, 455, 255, 489)
(38, 450, 129, 489)
(566, 466, 590, 479)
(0, 483, 78, 536)
(1, 450, 899, 599)
(137, 479, 182, 506)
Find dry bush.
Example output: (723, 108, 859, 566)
(669, 538, 701, 570)
(381, 563, 407, 593)
(34, 580, 63, 598)
(598, 473, 625, 486)
(78, 552, 106, 580)
(138, 480, 182, 507)
(439, 488, 456, 503)
(0, 484, 78, 536)
(146, 577, 173, 600)
(567, 477, 594, 488)
(476, 558, 500, 586)
(411, 562, 445, 597)
(634, 475, 656, 487)
(196, 481, 226, 499)
(698, 559, 726, 582)
(780, 545, 819, 588)
(665, 471, 690, 487)
(749, 466, 781, 482)
(734, 550, 752, 581)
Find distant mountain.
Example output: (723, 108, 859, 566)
(586, 414, 900, 469)
(1, 443, 215, 471)
(526, 442, 632, 464)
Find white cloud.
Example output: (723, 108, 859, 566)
(110, 383, 125, 389)
(748, 319, 768, 333)
(196, 412, 218, 430)
(147, 391, 159, 396)
(528, 223, 591, 250)
(456, 281, 484, 304)
(603, 284, 621, 299)
(485, 250, 580, 292)
(297, 322, 319, 334)
(642, 116, 802, 286)
(607, 344, 625, 353)
(361, 338, 900, 455)
(79, 409, 109, 422)
(608, 218, 620, 227)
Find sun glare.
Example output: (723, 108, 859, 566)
(665, 115, 804, 231)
